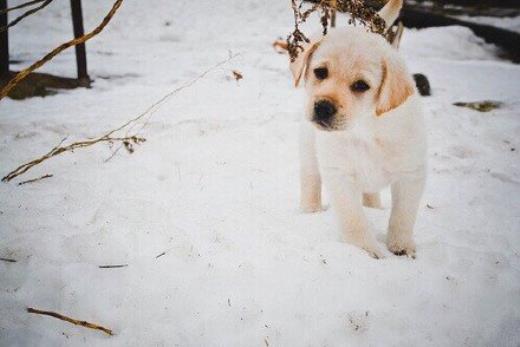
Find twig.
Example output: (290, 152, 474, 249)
(102, 52, 239, 162)
(155, 252, 166, 259)
(0, 0, 46, 14)
(0, 0, 123, 100)
(102, 52, 239, 140)
(98, 264, 128, 269)
(17, 174, 53, 186)
(0, 257, 17, 263)
(2, 135, 144, 182)
(2, 53, 237, 182)
(0, 0, 53, 33)
(27, 307, 113, 336)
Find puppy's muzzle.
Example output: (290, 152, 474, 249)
(313, 100, 337, 128)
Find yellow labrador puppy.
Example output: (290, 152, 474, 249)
(294, 0, 426, 258)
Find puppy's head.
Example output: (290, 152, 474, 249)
(291, 27, 415, 131)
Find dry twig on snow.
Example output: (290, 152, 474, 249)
(98, 264, 128, 269)
(2, 135, 145, 182)
(2, 53, 238, 183)
(27, 307, 113, 336)
(0, 257, 17, 263)
(17, 174, 53, 186)
(0, 0, 123, 100)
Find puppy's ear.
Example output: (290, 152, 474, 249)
(290, 41, 320, 88)
(378, 0, 403, 31)
(376, 53, 415, 116)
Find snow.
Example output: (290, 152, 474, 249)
(1, 1, 520, 346)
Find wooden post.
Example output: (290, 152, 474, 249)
(0, 0, 8, 78)
(70, 0, 89, 86)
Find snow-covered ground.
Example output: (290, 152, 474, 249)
(1, 1, 520, 346)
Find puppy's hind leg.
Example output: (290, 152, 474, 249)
(363, 192, 382, 209)
(299, 122, 322, 213)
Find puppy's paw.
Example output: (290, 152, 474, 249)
(387, 239, 416, 259)
(348, 238, 385, 259)
(300, 202, 323, 214)
(364, 246, 385, 259)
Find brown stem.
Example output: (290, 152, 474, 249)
(27, 307, 113, 336)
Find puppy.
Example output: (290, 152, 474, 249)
(293, 0, 427, 258)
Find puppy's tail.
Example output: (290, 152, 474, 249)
(378, 0, 403, 31)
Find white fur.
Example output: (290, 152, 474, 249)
(296, 26, 427, 258)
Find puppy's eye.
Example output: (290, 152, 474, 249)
(313, 67, 328, 80)
(350, 80, 370, 93)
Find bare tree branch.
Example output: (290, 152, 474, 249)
(2, 135, 144, 182)
(0, 257, 17, 263)
(27, 307, 113, 336)
(0, 0, 53, 33)
(0, 0, 46, 14)
(2, 53, 238, 182)
(17, 174, 53, 186)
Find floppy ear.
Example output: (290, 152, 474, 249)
(376, 53, 415, 116)
(378, 0, 403, 31)
(290, 41, 320, 88)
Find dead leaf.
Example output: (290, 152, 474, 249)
(232, 70, 243, 81)
(453, 100, 502, 112)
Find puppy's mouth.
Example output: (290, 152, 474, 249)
(311, 99, 347, 131)
(313, 120, 335, 131)
(311, 117, 347, 132)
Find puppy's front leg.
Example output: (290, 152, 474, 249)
(299, 123, 322, 213)
(387, 172, 426, 258)
(323, 171, 383, 258)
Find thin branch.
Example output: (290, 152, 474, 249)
(27, 307, 113, 336)
(0, 0, 123, 100)
(155, 252, 166, 259)
(0, 0, 53, 33)
(2, 135, 144, 182)
(2, 54, 238, 182)
(0, 257, 17, 263)
(98, 264, 128, 269)
(103, 52, 239, 140)
(17, 174, 53, 186)
(104, 52, 239, 161)
(0, 0, 46, 14)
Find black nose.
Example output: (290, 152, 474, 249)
(313, 100, 337, 125)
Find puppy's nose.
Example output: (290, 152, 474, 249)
(313, 100, 337, 125)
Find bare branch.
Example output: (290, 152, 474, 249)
(2, 135, 145, 182)
(0, 0, 46, 14)
(98, 264, 128, 269)
(0, 0, 53, 33)
(0, 257, 17, 263)
(17, 174, 53, 186)
(2, 54, 238, 182)
(27, 307, 113, 336)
